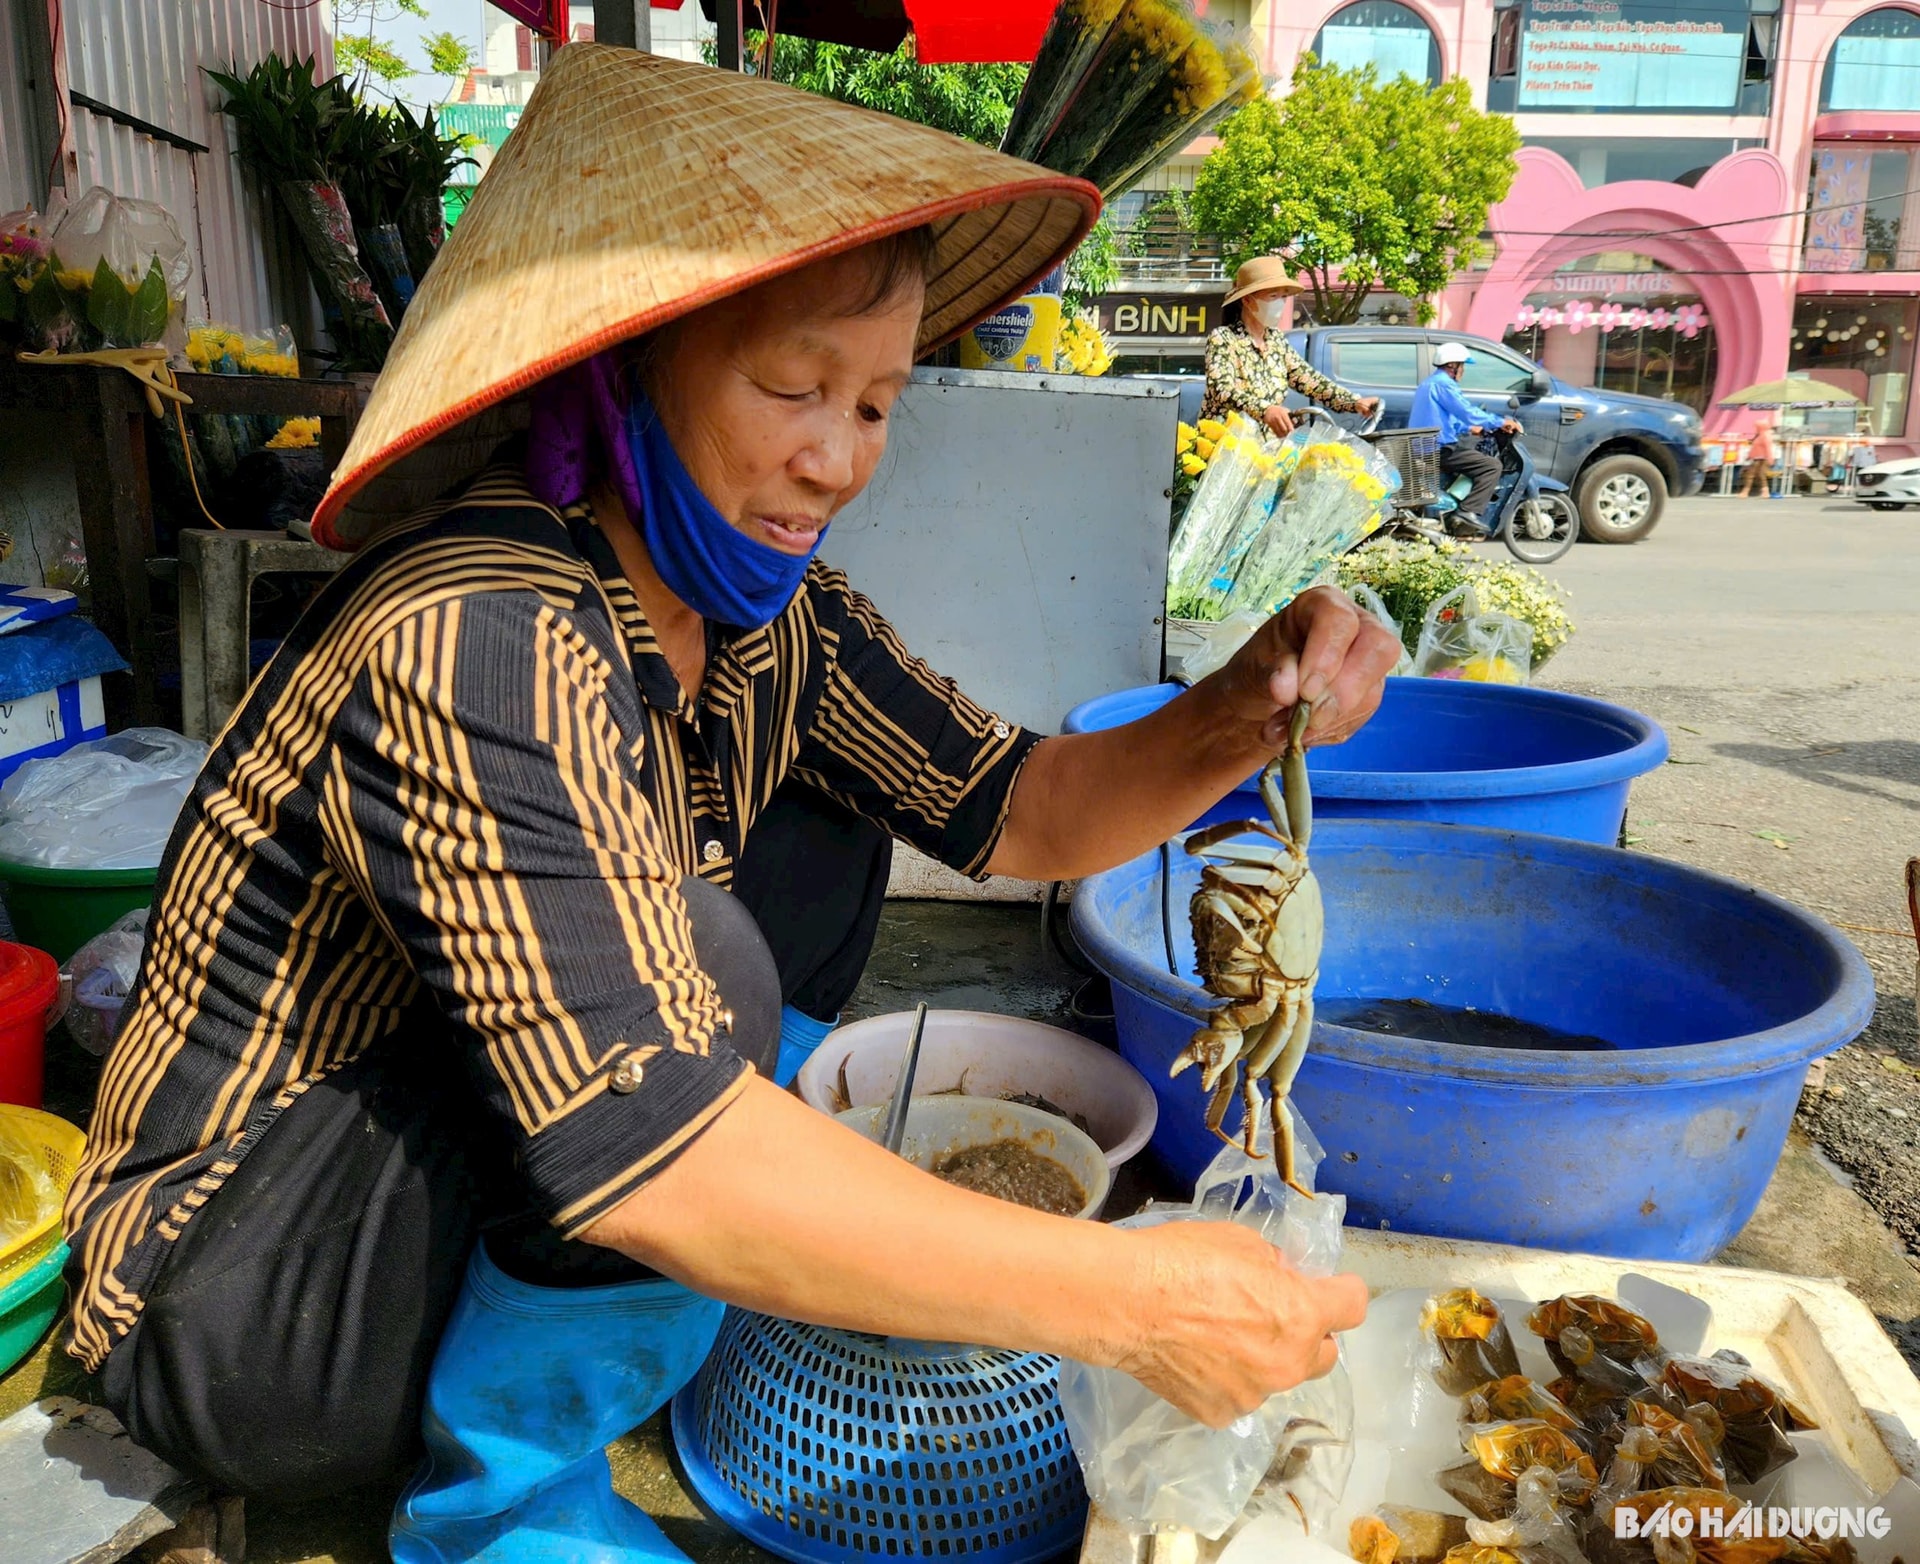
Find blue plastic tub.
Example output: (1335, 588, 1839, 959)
(1060, 679, 1668, 845)
(1070, 820, 1875, 1261)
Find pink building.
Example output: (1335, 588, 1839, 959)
(1259, 0, 1920, 449)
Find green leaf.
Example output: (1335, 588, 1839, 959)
(129, 255, 172, 345)
(24, 254, 66, 333)
(86, 254, 133, 344)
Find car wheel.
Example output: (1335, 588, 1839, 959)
(1577, 454, 1666, 544)
(1867, 500, 1910, 511)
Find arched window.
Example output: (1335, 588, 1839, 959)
(1821, 6, 1920, 112)
(1312, 2, 1440, 86)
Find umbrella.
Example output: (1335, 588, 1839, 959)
(695, 0, 1054, 62)
(1719, 375, 1862, 410)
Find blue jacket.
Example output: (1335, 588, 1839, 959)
(1410, 371, 1499, 447)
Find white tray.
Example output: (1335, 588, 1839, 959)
(1079, 1226, 1920, 1564)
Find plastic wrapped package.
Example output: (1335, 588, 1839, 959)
(64, 908, 149, 1057)
(1058, 1104, 1352, 1543)
(1350, 1507, 1470, 1564)
(1435, 1420, 1598, 1520)
(1527, 1294, 1663, 1394)
(1420, 1288, 1524, 1396)
(1463, 1378, 1585, 1440)
(0, 1115, 58, 1249)
(1175, 610, 1266, 685)
(40, 185, 192, 352)
(0, 728, 206, 870)
(1649, 1354, 1810, 1486)
(1462, 1467, 1588, 1564)
(1591, 1397, 1728, 1509)
(1580, 1486, 1752, 1564)
(275, 180, 394, 368)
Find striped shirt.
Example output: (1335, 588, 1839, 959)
(63, 465, 1040, 1372)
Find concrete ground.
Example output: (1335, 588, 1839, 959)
(7, 488, 1918, 1561)
(1521, 490, 1920, 1355)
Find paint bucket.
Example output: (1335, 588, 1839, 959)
(958, 293, 1061, 373)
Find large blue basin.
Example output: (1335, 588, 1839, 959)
(1061, 679, 1668, 845)
(1070, 820, 1875, 1261)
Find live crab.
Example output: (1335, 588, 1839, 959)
(1172, 700, 1323, 1195)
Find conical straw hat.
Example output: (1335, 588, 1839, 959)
(314, 44, 1099, 549)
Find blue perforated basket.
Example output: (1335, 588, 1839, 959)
(671, 1309, 1087, 1563)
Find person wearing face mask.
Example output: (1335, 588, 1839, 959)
(1202, 256, 1383, 437)
(62, 49, 1400, 1564)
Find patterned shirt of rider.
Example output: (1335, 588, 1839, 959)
(1201, 325, 1364, 424)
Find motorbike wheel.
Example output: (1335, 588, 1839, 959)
(1504, 492, 1579, 565)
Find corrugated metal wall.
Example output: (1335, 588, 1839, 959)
(59, 0, 333, 329)
(0, 4, 51, 213)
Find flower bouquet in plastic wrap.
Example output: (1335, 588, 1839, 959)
(1219, 430, 1398, 623)
(1059, 1104, 1355, 1551)
(1001, 0, 1263, 199)
(1166, 414, 1297, 625)
(6, 186, 191, 355)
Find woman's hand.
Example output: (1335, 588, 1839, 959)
(1263, 404, 1295, 438)
(1113, 1220, 1368, 1427)
(1209, 584, 1404, 750)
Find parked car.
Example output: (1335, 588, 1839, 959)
(1155, 326, 1707, 544)
(1854, 454, 1920, 510)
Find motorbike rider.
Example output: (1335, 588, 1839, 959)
(1411, 342, 1522, 537)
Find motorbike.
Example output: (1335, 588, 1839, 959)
(1345, 408, 1580, 565)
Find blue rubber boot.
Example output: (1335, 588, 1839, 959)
(390, 1243, 724, 1564)
(772, 1004, 838, 1089)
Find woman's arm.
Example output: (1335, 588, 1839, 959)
(986, 587, 1402, 882)
(1279, 339, 1363, 415)
(585, 1073, 1368, 1427)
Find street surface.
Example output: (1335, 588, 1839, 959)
(1527, 492, 1920, 1293)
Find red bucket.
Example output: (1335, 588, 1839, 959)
(0, 942, 60, 1108)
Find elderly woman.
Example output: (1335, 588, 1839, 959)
(64, 48, 1397, 1564)
(1204, 256, 1382, 436)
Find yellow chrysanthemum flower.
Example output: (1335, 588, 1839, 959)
(54, 268, 93, 291)
(265, 416, 321, 450)
(1180, 453, 1208, 476)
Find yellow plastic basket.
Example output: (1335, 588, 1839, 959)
(0, 1104, 86, 1293)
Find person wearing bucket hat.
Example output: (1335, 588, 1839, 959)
(1203, 255, 1382, 437)
(62, 46, 1397, 1560)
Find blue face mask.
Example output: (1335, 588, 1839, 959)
(624, 389, 825, 630)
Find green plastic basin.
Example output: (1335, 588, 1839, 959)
(0, 1241, 67, 1376)
(0, 860, 155, 963)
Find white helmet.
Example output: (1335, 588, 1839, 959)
(1433, 342, 1474, 367)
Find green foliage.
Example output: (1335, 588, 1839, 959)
(335, 33, 413, 88)
(1063, 216, 1118, 315)
(422, 30, 473, 85)
(705, 35, 1028, 148)
(206, 55, 347, 184)
(1191, 59, 1519, 324)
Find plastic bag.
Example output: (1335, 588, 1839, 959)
(1348, 1507, 1469, 1564)
(1175, 609, 1265, 685)
(0, 206, 53, 343)
(1058, 1103, 1351, 1542)
(1648, 1353, 1810, 1486)
(1419, 1288, 1523, 1396)
(0, 728, 206, 870)
(1347, 584, 1413, 677)
(64, 908, 148, 1058)
(38, 185, 192, 351)
(1436, 1420, 1599, 1520)
(1527, 1295, 1663, 1394)
(1590, 1398, 1727, 1511)
(1463, 1466, 1588, 1564)
(1410, 585, 1535, 685)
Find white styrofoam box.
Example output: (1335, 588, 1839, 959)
(0, 677, 107, 783)
(1080, 1227, 1920, 1564)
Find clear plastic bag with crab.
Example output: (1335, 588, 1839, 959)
(1057, 1106, 1354, 1544)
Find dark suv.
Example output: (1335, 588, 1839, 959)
(1166, 326, 1708, 544)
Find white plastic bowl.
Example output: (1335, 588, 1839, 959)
(796, 1009, 1158, 1172)
(835, 1096, 1111, 1220)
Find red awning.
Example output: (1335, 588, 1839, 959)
(691, 0, 1054, 62)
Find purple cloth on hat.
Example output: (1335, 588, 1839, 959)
(524, 349, 644, 516)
